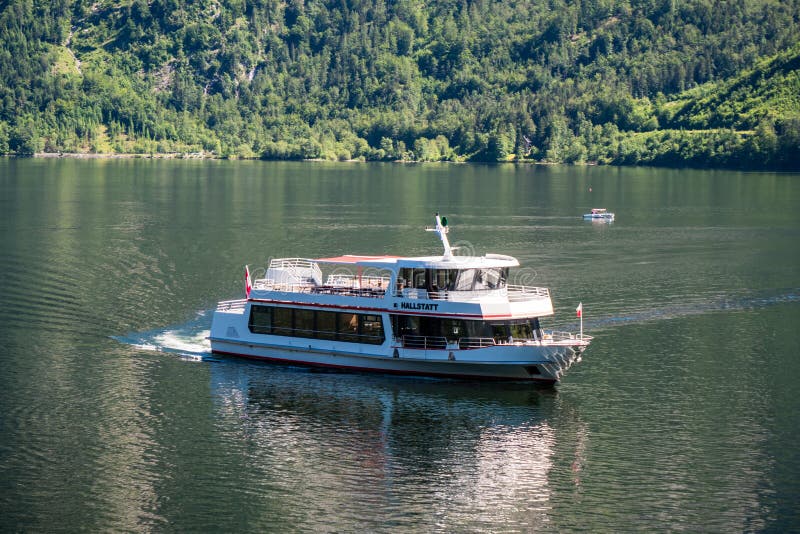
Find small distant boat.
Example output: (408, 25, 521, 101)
(583, 208, 615, 222)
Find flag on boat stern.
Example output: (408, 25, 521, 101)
(576, 302, 583, 317)
(245, 265, 252, 298)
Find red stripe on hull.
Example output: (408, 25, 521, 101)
(211, 349, 556, 385)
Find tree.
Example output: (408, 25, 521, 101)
(485, 132, 512, 162)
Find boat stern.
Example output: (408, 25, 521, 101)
(210, 299, 248, 346)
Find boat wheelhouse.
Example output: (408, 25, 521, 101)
(210, 215, 591, 384)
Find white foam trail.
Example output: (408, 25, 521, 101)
(152, 329, 211, 354)
(113, 310, 213, 361)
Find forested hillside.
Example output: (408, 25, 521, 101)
(0, 0, 798, 169)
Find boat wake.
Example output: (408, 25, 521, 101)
(570, 288, 800, 333)
(112, 310, 213, 362)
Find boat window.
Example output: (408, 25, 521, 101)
(398, 268, 410, 288)
(474, 268, 507, 290)
(398, 268, 428, 289)
(413, 269, 426, 289)
(338, 313, 360, 343)
(509, 321, 532, 339)
(449, 267, 507, 291)
(359, 314, 384, 344)
(293, 308, 315, 337)
(531, 318, 543, 339)
(389, 315, 539, 342)
(440, 318, 465, 341)
(248, 305, 272, 334)
(490, 319, 535, 341)
(463, 319, 493, 338)
(434, 270, 447, 291)
(247, 305, 385, 344)
(454, 269, 475, 291)
(428, 269, 460, 291)
(473, 269, 488, 290)
(272, 307, 293, 336)
(316, 310, 337, 340)
(392, 314, 420, 338)
(491, 323, 510, 341)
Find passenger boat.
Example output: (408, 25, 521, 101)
(209, 215, 591, 384)
(583, 208, 615, 221)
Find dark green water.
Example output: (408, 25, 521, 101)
(1, 159, 798, 531)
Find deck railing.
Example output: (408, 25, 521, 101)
(252, 279, 313, 292)
(216, 299, 247, 312)
(312, 285, 388, 298)
(251, 279, 387, 298)
(457, 337, 497, 349)
(401, 335, 448, 350)
(397, 331, 591, 350)
(326, 273, 392, 289)
(250, 277, 549, 304)
(268, 257, 320, 272)
(506, 284, 550, 300)
(548, 330, 594, 343)
(394, 284, 549, 302)
(267, 258, 323, 285)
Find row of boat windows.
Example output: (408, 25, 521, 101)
(248, 304, 543, 346)
(248, 305, 385, 344)
(397, 267, 509, 292)
(392, 315, 543, 342)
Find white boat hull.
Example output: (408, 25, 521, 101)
(210, 340, 583, 384)
(583, 209, 615, 222)
(210, 308, 586, 384)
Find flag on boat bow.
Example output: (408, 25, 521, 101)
(245, 265, 252, 298)
(576, 302, 583, 318)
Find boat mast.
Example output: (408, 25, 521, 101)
(427, 213, 453, 260)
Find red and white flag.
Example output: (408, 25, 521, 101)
(576, 302, 583, 318)
(245, 265, 252, 298)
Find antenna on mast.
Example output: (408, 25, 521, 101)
(426, 212, 453, 260)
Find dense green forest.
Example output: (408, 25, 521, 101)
(0, 0, 798, 169)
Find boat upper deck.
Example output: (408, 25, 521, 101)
(238, 215, 555, 318)
(242, 256, 554, 319)
(251, 270, 550, 302)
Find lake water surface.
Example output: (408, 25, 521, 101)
(1, 159, 799, 531)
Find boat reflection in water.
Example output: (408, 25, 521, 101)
(209, 359, 588, 530)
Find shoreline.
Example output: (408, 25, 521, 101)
(26, 152, 551, 165)
(11, 152, 793, 171)
(33, 152, 211, 159)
